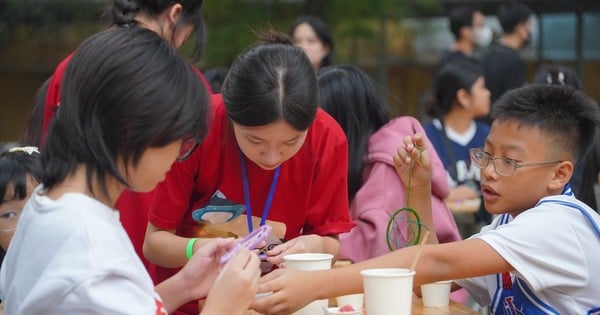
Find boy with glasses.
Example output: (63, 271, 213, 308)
(252, 84, 600, 315)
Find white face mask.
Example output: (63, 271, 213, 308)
(473, 25, 493, 47)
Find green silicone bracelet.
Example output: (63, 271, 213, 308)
(186, 238, 198, 260)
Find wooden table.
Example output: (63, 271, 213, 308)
(410, 296, 478, 315)
(245, 296, 478, 314)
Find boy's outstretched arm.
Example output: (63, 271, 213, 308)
(252, 239, 512, 315)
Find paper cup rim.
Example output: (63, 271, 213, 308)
(360, 268, 416, 278)
(422, 280, 453, 285)
(282, 253, 334, 262)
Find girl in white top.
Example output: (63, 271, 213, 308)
(0, 27, 260, 315)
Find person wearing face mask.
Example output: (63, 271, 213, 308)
(435, 5, 491, 77)
(481, 2, 533, 109)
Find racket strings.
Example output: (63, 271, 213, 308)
(386, 149, 427, 251)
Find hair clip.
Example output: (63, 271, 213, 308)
(546, 71, 566, 85)
(8, 146, 40, 155)
(557, 71, 565, 85)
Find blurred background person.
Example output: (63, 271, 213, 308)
(481, 2, 533, 108)
(289, 14, 334, 70)
(424, 59, 492, 236)
(533, 63, 582, 90)
(435, 5, 491, 76)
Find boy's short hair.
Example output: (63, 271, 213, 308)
(448, 6, 479, 40)
(491, 84, 600, 162)
(498, 3, 533, 33)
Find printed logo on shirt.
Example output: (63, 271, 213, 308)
(502, 296, 525, 315)
(502, 272, 513, 290)
(454, 160, 481, 182)
(155, 296, 168, 315)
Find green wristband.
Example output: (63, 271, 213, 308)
(186, 238, 198, 260)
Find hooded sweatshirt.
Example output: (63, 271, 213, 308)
(339, 116, 461, 261)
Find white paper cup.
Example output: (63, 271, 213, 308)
(361, 268, 415, 315)
(420, 280, 452, 307)
(336, 293, 364, 311)
(283, 253, 334, 315)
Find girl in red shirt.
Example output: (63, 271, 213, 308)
(143, 31, 354, 315)
(20, 0, 209, 276)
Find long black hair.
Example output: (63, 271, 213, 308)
(43, 27, 209, 199)
(429, 59, 483, 118)
(289, 15, 334, 68)
(578, 135, 600, 212)
(318, 65, 389, 200)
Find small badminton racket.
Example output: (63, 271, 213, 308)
(386, 146, 427, 251)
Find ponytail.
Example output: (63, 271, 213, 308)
(102, 0, 141, 27)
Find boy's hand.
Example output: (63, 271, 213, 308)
(251, 269, 318, 315)
(393, 133, 432, 193)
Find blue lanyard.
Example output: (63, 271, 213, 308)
(240, 151, 280, 233)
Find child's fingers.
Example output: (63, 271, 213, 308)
(411, 133, 427, 151)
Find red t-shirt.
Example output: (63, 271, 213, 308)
(149, 94, 354, 314)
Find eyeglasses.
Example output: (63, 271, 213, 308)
(177, 134, 202, 161)
(469, 148, 563, 177)
(0, 209, 21, 232)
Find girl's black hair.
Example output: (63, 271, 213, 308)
(578, 134, 600, 212)
(289, 15, 334, 68)
(103, 0, 205, 60)
(428, 59, 483, 117)
(318, 65, 389, 200)
(43, 27, 209, 199)
(0, 148, 42, 205)
(222, 30, 318, 131)
(19, 78, 50, 147)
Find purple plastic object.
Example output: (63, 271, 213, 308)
(220, 225, 272, 264)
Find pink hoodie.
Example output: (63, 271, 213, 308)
(338, 116, 466, 302)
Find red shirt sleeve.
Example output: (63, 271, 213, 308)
(303, 110, 355, 236)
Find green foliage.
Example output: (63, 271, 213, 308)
(196, 0, 443, 68)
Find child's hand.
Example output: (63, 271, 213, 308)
(203, 248, 261, 314)
(264, 234, 322, 265)
(178, 238, 235, 300)
(251, 269, 319, 315)
(393, 133, 432, 193)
